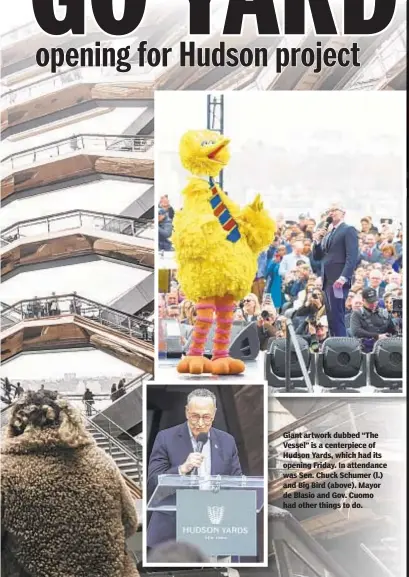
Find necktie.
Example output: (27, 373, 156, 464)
(324, 227, 335, 250)
(209, 177, 241, 243)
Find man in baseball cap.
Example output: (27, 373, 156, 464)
(350, 287, 397, 351)
(362, 287, 378, 308)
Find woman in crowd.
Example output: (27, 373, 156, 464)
(241, 293, 261, 322)
(1, 389, 139, 577)
(179, 299, 196, 325)
(383, 293, 394, 314)
(111, 382, 117, 402)
(379, 243, 397, 267)
(360, 216, 378, 235)
(266, 245, 286, 310)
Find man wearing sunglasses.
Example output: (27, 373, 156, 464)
(147, 388, 242, 550)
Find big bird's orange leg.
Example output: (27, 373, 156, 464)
(211, 295, 245, 375)
(176, 298, 214, 374)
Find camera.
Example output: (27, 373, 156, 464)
(392, 298, 402, 314)
(309, 315, 318, 327)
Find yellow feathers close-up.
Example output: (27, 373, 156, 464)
(172, 129, 276, 303)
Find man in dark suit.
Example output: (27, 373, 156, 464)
(147, 388, 242, 549)
(313, 204, 359, 337)
(360, 233, 382, 263)
(368, 269, 386, 299)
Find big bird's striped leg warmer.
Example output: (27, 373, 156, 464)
(176, 298, 215, 374)
(211, 295, 245, 375)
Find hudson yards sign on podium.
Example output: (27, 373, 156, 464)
(176, 490, 256, 557)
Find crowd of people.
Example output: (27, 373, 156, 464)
(159, 210, 403, 354)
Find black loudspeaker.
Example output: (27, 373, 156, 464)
(229, 321, 260, 361)
(317, 337, 366, 391)
(323, 338, 363, 378)
(369, 337, 402, 391)
(265, 337, 315, 391)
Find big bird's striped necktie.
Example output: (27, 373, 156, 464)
(209, 177, 241, 243)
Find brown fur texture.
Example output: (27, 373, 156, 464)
(1, 391, 139, 577)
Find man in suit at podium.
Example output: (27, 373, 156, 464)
(313, 203, 359, 337)
(147, 388, 242, 549)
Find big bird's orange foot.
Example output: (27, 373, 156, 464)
(177, 356, 213, 375)
(211, 357, 245, 375)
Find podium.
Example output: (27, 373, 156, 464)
(147, 474, 264, 559)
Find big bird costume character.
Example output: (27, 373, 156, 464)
(172, 129, 276, 375)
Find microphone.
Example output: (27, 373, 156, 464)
(324, 215, 333, 231)
(191, 432, 209, 476)
(316, 215, 333, 245)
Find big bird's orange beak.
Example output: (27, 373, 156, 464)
(207, 138, 230, 160)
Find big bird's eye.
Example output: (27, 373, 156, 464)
(201, 140, 209, 146)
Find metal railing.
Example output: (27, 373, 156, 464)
(1, 293, 154, 342)
(1, 210, 153, 244)
(0, 236, 12, 248)
(1, 377, 17, 417)
(107, 372, 151, 404)
(1, 301, 23, 328)
(1, 22, 40, 47)
(85, 408, 143, 480)
(122, 372, 152, 394)
(1, 134, 154, 173)
(1, 65, 155, 108)
(360, 543, 397, 577)
(269, 505, 352, 577)
(344, 22, 407, 91)
(1, 17, 104, 48)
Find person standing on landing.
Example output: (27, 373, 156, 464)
(313, 203, 359, 337)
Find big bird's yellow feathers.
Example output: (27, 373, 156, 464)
(172, 129, 276, 302)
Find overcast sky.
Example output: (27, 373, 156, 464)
(155, 91, 405, 223)
(155, 91, 405, 152)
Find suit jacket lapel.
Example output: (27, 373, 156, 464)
(179, 422, 194, 461)
(210, 428, 224, 475)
